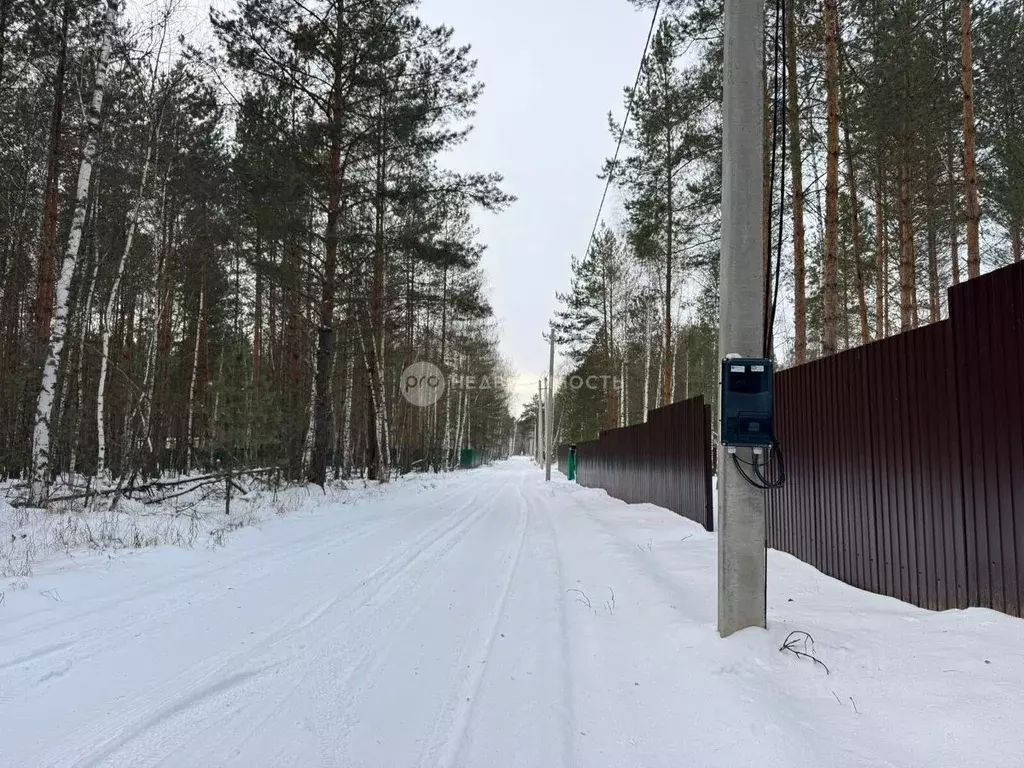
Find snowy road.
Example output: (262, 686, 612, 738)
(3, 458, 1024, 767)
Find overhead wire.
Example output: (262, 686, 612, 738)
(579, 0, 663, 263)
(572, 0, 788, 490)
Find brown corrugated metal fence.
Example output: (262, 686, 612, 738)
(553, 262, 1021, 617)
(553, 261, 1021, 617)
(767, 324, 968, 610)
(558, 395, 713, 531)
(768, 260, 1024, 617)
(950, 264, 1024, 617)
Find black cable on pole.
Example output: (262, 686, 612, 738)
(754, 445, 786, 488)
(770, 0, 787, 360)
(732, 454, 767, 490)
(732, 446, 786, 491)
(580, 0, 662, 262)
(764, 0, 782, 358)
(764, 0, 786, 359)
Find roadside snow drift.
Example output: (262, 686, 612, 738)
(2, 458, 1022, 767)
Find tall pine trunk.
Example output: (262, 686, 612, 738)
(365, 94, 390, 482)
(947, 129, 962, 284)
(662, 130, 673, 406)
(310, 2, 347, 487)
(898, 157, 917, 331)
(788, 0, 808, 363)
(151, 268, 174, 473)
(670, 324, 678, 403)
(884, 219, 892, 337)
(441, 363, 453, 467)
(654, 343, 663, 411)
(620, 357, 627, 426)
(642, 300, 651, 422)
(303, 355, 317, 473)
(340, 331, 354, 478)
(874, 153, 887, 339)
(97, 126, 158, 475)
(430, 256, 450, 470)
(822, 0, 841, 356)
(310, 203, 338, 486)
(927, 220, 941, 322)
(961, 0, 981, 278)
(31, 0, 117, 505)
(838, 35, 869, 345)
(454, 381, 467, 465)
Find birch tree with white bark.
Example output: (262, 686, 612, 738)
(30, 0, 118, 504)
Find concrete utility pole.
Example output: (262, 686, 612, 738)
(718, 0, 766, 637)
(545, 326, 555, 481)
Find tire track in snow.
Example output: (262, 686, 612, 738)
(532, 479, 580, 768)
(30, 482, 498, 768)
(426, 472, 531, 768)
(151, 671, 311, 768)
(135, 478, 504, 767)
(2, 476, 479, 685)
(0, 640, 75, 674)
(311, 478, 521, 763)
(84, 660, 289, 768)
(0, 476, 476, 648)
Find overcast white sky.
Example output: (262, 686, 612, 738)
(415, 0, 652, 410)
(151, 0, 653, 413)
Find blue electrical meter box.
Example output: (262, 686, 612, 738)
(721, 357, 774, 448)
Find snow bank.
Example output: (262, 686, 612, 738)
(0, 470, 456, 580)
(545, 472, 1024, 767)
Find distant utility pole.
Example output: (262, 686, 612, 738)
(545, 326, 555, 481)
(536, 379, 543, 465)
(718, 0, 766, 637)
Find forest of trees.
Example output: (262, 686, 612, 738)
(552, 0, 1023, 445)
(4, 0, 1021, 497)
(0, 0, 518, 503)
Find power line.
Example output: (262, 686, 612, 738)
(765, 0, 787, 359)
(579, 0, 662, 262)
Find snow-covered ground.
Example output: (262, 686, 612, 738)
(2, 457, 1022, 767)
(0, 472, 424, 580)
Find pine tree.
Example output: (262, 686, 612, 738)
(0, 0, 515, 497)
(961, 0, 982, 277)
(976, 0, 1024, 264)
